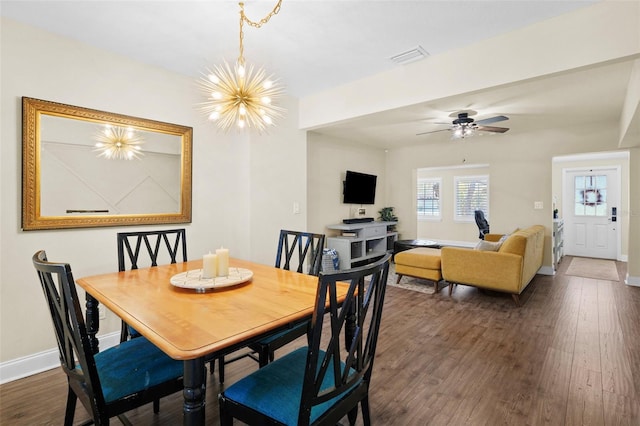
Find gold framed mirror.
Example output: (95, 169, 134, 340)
(22, 97, 192, 230)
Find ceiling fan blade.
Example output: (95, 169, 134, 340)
(475, 125, 509, 133)
(475, 115, 509, 125)
(416, 128, 450, 136)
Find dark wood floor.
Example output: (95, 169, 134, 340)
(2, 256, 639, 425)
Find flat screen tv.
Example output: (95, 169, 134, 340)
(343, 170, 377, 205)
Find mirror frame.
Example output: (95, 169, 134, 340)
(22, 97, 193, 230)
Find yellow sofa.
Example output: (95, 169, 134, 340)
(440, 225, 545, 305)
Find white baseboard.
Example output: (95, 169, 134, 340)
(0, 331, 120, 385)
(537, 266, 555, 276)
(626, 274, 640, 287)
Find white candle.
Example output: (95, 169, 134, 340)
(216, 246, 229, 277)
(202, 252, 217, 279)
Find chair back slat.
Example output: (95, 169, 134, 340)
(298, 253, 391, 424)
(117, 229, 187, 271)
(32, 250, 107, 415)
(275, 230, 325, 276)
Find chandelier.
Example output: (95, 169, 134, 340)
(200, 1, 285, 132)
(94, 125, 144, 160)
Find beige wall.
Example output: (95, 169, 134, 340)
(0, 19, 307, 371)
(307, 133, 387, 237)
(628, 148, 640, 282)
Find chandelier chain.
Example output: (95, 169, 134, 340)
(238, 0, 283, 65)
(240, 0, 282, 28)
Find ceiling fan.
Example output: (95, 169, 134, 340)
(417, 110, 509, 138)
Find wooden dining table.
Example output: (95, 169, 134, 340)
(76, 257, 348, 426)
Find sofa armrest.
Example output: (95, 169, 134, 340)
(483, 234, 503, 242)
(441, 247, 524, 293)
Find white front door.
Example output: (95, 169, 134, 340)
(563, 168, 619, 259)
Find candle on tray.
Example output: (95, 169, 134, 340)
(216, 246, 229, 277)
(202, 252, 217, 279)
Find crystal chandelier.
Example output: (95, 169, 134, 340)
(200, 1, 285, 132)
(94, 125, 144, 160)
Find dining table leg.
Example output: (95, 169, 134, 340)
(183, 357, 206, 426)
(85, 294, 100, 354)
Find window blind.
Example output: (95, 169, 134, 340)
(454, 175, 488, 221)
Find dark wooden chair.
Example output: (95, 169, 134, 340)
(219, 253, 391, 426)
(248, 230, 326, 366)
(32, 250, 184, 426)
(117, 229, 188, 341)
(217, 230, 326, 375)
(117, 229, 227, 383)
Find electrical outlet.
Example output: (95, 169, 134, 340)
(534, 201, 544, 210)
(98, 304, 106, 320)
(293, 201, 300, 214)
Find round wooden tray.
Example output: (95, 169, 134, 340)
(170, 268, 253, 292)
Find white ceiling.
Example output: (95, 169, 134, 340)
(2, 0, 636, 149)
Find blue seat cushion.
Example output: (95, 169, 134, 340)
(94, 336, 182, 403)
(257, 322, 307, 345)
(223, 347, 359, 425)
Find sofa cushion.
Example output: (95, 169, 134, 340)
(395, 248, 441, 269)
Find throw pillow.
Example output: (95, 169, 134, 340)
(499, 228, 520, 243)
(475, 240, 502, 251)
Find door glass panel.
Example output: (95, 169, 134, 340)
(574, 188, 585, 215)
(574, 174, 607, 216)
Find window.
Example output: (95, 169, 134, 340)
(574, 174, 607, 216)
(454, 175, 489, 221)
(417, 178, 441, 219)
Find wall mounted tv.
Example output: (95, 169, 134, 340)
(343, 170, 377, 205)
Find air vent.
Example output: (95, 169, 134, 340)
(389, 45, 429, 65)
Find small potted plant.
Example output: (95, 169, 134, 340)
(378, 207, 398, 230)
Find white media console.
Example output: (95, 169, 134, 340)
(326, 221, 398, 270)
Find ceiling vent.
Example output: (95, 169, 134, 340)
(389, 45, 429, 65)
